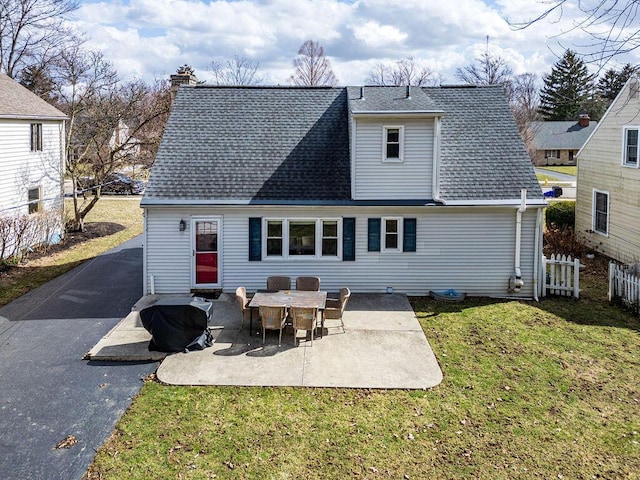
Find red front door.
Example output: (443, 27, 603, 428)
(194, 220, 219, 285)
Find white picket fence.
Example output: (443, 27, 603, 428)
(541, 254, 580, 298)
(608, 263, 640, 313)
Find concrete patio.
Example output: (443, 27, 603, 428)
(88, 293, 443, 389)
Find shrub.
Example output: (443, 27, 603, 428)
(546, 201, 575, 230)
(543, 226, 587, 258)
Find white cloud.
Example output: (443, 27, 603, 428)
(351, 21, 407, 49)
(68, 0, 638, 86)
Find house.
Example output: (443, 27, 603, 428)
(0, 74, 66, 257)
(575, 77, 640, 264)
(141, 83, 546, 298)
(109, 119, 141, 160)
(528, 115, 597, 166)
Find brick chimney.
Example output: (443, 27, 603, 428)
(170, 64, 198, 101)
(578, 113, 590, 127)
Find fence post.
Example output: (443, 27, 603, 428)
(573, 257, 580, 298)
(540, 255, 547, 297)
(608, 262, 614, 302)
(550, 254, 556, 295)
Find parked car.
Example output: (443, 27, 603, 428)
(101, 173, 145, 195)
(71, 173, 144, 196)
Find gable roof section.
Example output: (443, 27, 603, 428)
(425, 85, 543, 202)
(347, 85, 442, 114)
(144, 86, 350, 203)
(529, 120, 597, 150)
(0, 73, 66, 120)
(144, 84, 543, 205)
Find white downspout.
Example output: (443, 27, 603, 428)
(432, 116, 444, 204)
(532, 208, 542, 301)
(510, 189, 527, 293)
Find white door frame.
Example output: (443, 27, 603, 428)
(191, 216, 223, 288)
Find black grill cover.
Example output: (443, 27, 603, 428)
(140, 296, 213, 352)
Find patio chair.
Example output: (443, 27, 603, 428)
(259, 304, 288, 346)
(324, 287, 351, 333)
(235, 286, 252, 331)
(295, 276, 320, 291)
(266, 276, 291, 291)
(290, 306, 318, 346)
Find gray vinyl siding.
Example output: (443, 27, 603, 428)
(575, 79, 640, 263)
(0, 119, 64, 215)
(353, 118, 433, 199)
(144, 206, 540, 298)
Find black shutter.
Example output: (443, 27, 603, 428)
(367, 218, 381, 252)
(403, 218, 417, 252)
(342, 217, 355, 261)
(249, 217, 261, 261)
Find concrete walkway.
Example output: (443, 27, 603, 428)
(90, 293, 443, 390)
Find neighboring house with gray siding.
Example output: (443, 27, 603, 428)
(529, 115, 597, 166)
(141, 84, 546, 298)
(575, 77, 640, 264)
(0, 74, 66, 257)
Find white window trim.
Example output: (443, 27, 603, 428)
(265, 219, 284, 258)
(30, 123, 43, 152)
(382, 125, 404, 163)
(622, 126, 640, 168)
(592, 189, 610, 237)
(381, 216, 403, 252)
(263, 218, 342, 260)
(27, 185, 42, 214)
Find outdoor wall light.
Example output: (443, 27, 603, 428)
(179, 219, 186, 231)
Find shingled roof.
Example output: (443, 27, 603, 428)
(529, 120, 597, 150)
(346, 85, 442, 113)
(426, 85, 542, 202)
(144, 86, 350, 203)
(0, 74, 66, 120)
(143, 84, 542, 205)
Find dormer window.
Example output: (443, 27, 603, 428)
(383, 126, 404, 162)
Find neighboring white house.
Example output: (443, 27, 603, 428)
(109, 119, 141, 160)
(141, 84, 546, 298)
(575, 76, 640, 264)
(0, 74, 66, 257)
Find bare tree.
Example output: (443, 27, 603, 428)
(367, 57, 437, 86)
(509, 73, 542, 154)
(455, 52, 514, 86)
(507, 0, 640, 65)
(510, 73, 541, 123)
(290, 40, 338, 86)
(52, 46, 171, 231)
(210, 55, 262, 85)
(0, 0, 80, 78)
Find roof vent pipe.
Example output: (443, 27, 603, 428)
(360, 86, 365, 99)
(406, 85, 411, 99)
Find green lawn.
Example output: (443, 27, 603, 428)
(536, 172, 557, 183)
(86, 271, 640, 479)
(538, 166, 578, 176)
(0, 197, 143, 307)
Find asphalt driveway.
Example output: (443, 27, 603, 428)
(0, 236, 156, 480)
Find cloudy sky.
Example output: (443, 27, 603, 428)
(69, 0, 639, 86)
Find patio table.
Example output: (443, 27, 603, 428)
(248, 290, 327, 337)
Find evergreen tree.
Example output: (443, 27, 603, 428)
(539, 50, 594, 120)
(597, 64, 637, 101)
(18, 65, 58, 105)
